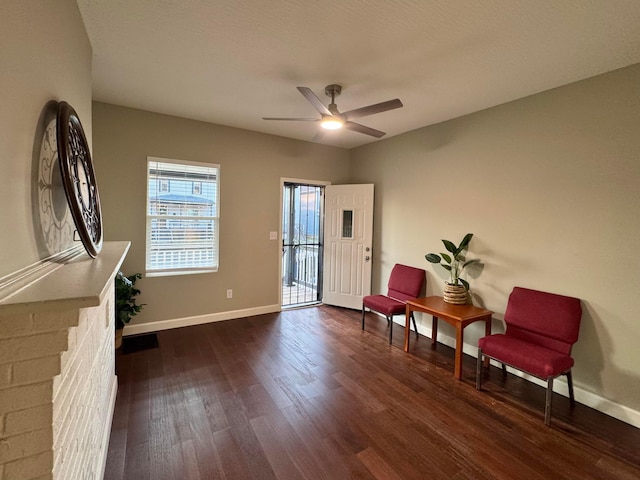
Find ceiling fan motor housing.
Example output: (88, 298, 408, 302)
(325, 84, 342, 98)
(325, 85, 342, 114)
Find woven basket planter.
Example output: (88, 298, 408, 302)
(443, 283, 468, 304)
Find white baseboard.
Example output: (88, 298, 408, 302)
(122, 304, 281, 337)
(393, 317, 640, 429)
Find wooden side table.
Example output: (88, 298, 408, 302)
(405, 296, 493, 379)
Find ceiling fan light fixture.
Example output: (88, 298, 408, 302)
(263, 85, 402, 138)
(320, 116, 344, 130)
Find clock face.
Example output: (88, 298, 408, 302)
(56, 101, 103, 257)
(76, 156, 91, 209)
(37, 118, 75, 255)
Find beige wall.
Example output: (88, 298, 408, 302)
(350, 64, 640, 418)
(1, 0, 637, 444)
(0, 0, 92, 278)
(93, 65, 640, 421)
(6, 0, 634, 422)
(91, 102, 350, 323)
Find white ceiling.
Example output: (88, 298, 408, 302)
(77, 0, 640, 149)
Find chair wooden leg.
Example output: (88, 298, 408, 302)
(361, 305, 366, 330)
(410, 313, 419, 339)
(501, 363, 507, 376)
(566, 370, 575, 407)
(388, 316, 393, 344)
(476, 348, 483, 390)
(545, 377, 554, 426)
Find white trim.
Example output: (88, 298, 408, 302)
(280, 177, 332, 186)
(147, 155, 221, 170)
(0, 245, 85, 301)
(145, 267, 218, 278)
(99, 376, 118, 480)
(279, 177, 331, 308)
(122, 304, 282, 336)
(0, 242, 130, 316)
(145, 156, 220, 275)
(567, 385, 640, 428)
(392, 316, 640, 429)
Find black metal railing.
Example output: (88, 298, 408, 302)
(282, 243, 321, 306)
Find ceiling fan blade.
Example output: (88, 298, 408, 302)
(342, 99, 403, 120)
(344, 121, 386, 138)
(297, 87, 332, 116)
(262, 117, 318, 121)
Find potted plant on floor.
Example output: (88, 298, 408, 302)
(425, 233, 480, 304)
(115, 272, 145, 348)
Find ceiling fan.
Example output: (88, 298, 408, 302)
(262, 84, 403, 138)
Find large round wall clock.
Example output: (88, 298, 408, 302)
(37, 113, 75, 256)
(56, 101, 103, 257)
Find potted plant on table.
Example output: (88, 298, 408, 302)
(425, 233, 480, 304)
(115, 272, 145, 348)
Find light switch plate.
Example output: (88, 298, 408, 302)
(269, 231, 278, 240)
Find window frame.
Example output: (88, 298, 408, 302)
(145, 156, 220, 277)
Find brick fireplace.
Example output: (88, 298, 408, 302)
(0, 242, 129, 479)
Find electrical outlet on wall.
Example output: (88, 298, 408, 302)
(226, 289, 233, 299)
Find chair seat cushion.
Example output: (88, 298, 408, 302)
(362, 295, 405, 316)
(478, 334, 574, 379)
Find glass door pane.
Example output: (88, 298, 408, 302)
(282, 183, 324, 307)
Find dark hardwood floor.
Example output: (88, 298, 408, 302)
(105, 305, 640, 479)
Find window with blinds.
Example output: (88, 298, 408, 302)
(146, 157, 220, 276)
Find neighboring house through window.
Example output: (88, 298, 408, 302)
(146, 157, 220, 276)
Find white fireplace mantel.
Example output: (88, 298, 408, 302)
(0, 242, 130, 316)
(0, 241, 130, 480)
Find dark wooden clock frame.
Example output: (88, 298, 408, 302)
(56, 101, 103, 257)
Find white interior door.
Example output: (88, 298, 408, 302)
(322, 184, 374, 309)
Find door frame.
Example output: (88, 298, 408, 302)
(278, 177, 331, 309)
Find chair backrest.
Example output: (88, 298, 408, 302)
(505, 287, 582, 355)
(386, 264, 426, 301)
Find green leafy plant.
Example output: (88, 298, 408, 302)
(115, 272, 145, 330)
(425, 233, 480, 290)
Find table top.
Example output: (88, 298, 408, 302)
(406, 296, 493, 321)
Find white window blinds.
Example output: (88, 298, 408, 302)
(146, 157, 220, 276)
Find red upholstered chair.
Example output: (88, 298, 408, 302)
(476, 287, 582, 425)
(362, 264, 426, 344)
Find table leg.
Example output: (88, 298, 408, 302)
(454, 325, 464, 379)
(431, 316, 438, 346)
(404, 305, 411, 352)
